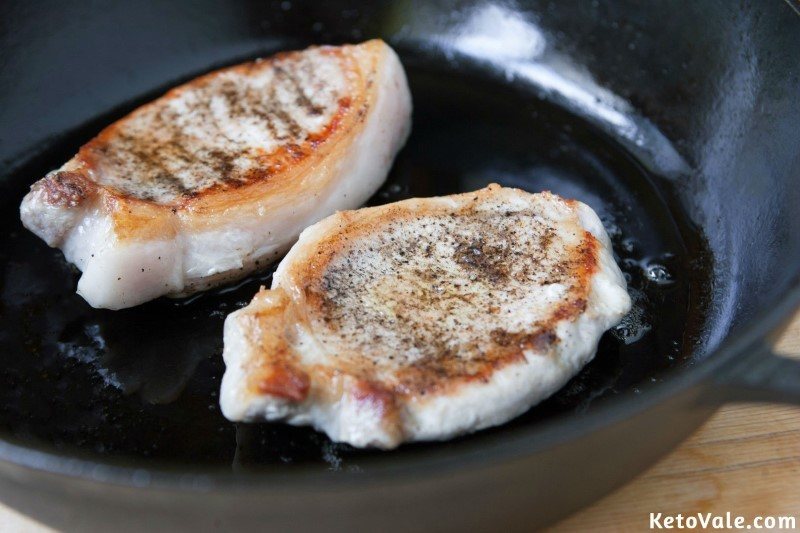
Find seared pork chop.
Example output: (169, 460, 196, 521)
(220, 184, 631, 448)
(20, 39, 411, 309)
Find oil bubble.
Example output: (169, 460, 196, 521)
(378, 182, 406, 200)
(645, 263, 674, 285)
(621, 237, 637, 254)
(611, 288, 652, 344)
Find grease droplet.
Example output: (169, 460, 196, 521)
(645, 264, 674, 285)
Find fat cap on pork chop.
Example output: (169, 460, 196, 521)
(20, 39, 411, 309)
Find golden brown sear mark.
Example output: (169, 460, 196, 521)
(66, 46, 359, 205)
(300, 200, 601, 398)
(254, 364, 310, 402)
(490, 327, 558, 350)
(35, 170, 95, 208)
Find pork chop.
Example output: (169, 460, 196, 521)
(220, 184, 631, 449)
(19, 39, 412, 309)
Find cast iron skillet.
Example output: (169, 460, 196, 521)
(1, 0, 799, 530)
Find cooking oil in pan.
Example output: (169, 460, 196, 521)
(0, 59, 712, 470)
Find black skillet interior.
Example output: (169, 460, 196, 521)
(0, 0, 798, 474)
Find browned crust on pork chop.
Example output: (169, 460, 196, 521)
(238, 185, 602, 417)
(29, 40, 385, 241)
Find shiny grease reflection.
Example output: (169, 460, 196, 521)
(0, 57, 711, 469)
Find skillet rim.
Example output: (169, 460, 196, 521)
(0, 279, 798, 491)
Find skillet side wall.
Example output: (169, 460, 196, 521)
(0, 385, 713, 532)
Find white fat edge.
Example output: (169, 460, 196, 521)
(19, 192, 82, 249)
(18, 160, 91, 248)
(575, 200, 632, 317)
(20, 182, 186, 310)
(295, 42, 413, 230)
(64, 212, 184, 310)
